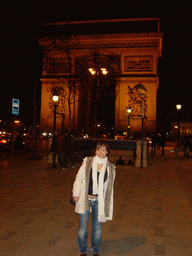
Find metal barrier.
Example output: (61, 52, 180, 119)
(73, 139, 137, 164)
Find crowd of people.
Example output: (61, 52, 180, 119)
(151, 132, 166, 156)
(50, 130, 75, 170)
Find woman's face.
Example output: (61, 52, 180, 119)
(95, 145, 108, 159)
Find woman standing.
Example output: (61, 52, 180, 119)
(72, 141, 116, 256)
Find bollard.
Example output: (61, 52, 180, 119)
(135, 140, 148, 167)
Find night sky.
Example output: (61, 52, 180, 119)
(1, 1, 191, 131)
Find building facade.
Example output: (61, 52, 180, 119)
(172, 122, 192, 137)
(38, 18, 163, 135)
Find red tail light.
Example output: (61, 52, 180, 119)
(0, 139, 7, 144)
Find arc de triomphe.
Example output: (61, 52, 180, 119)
(39, 18, 163, 136)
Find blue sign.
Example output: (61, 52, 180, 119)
(12, 98, 19, 115)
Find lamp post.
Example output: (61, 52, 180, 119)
(127, 107, 132, 138)
(88, 67, 108, 137)
(138, 84, 148, 168)
(53, 92, 59, 132)
(176, 104, 182, 146)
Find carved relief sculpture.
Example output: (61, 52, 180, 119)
(125, 56, 153, 72)
(127, 84, 148, 117)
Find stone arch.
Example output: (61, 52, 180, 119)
(39, 19, 162, 134)
(75, 54, 120, 136)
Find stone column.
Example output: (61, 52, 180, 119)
(135, 140, 148, 167)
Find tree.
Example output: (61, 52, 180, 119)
(39, 35, 92, 132)
(39, 35, 121, 134)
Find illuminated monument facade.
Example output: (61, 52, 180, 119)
(39, 18, 163, 135)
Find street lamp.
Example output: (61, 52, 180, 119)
(176, 104, 182, 145)
(53, 91, 59, 132)
(88, 67, 108, 137)
(138, 84, 148, 168)
(127, 107, 132, 138)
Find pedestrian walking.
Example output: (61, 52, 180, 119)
(50, 130, 63, 169)
(62, 131, 75, 170)
(159, 132, 166, 155)
(151, 132, 159, 156)
(72, 141, 116, 256)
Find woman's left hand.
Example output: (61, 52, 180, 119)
(73, 196, 79, 202)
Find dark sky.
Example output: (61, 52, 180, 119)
(1, 1, 191, 130)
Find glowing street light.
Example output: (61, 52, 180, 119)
(176, 104, 182, 145)
(88, 67, 108, 76)
(88, 68, 96, 75)
(176, 104, 181, 110)
(138, 84, 148, 168)
(53, 94, 59, 102)
(127, 107, 132, 138)
(53, 91, 59, 132)
(88, 67, 108, 137)
(100, 68, 108, 75)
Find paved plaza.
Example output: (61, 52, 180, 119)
(0, 147, 192, 256)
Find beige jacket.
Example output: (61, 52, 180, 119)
(72, 156, 116, 222)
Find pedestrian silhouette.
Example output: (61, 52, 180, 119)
(62, 131, 75, 170)
(127, 159, 133, 165)
(116, 156, 125, 165)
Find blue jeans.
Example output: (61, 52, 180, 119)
(78, 198, 102, 254)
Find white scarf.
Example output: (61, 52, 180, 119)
(92, 155, 108, 222)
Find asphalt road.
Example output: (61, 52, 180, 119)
(0, 138, 50, 160)
(0, 138, 177, 161)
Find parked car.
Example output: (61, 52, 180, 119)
(38, 131, 53, 139)
(34, 130, 53, 139)
(15, 133, 28, 149)
(0, 133, 11, 150)
(0, 133, 28, 150)
(25, 130, 53, 139)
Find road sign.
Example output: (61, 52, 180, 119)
(12, 98, 19, 115)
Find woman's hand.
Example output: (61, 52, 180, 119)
(73, 196, 79, 202)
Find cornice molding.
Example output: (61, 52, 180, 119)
(40, 77, 158, 84)
(43, 18, 160, 26)
(116, 77, 158, 83)
(40, 78, 66, 84)
(39, 32, 163, 57)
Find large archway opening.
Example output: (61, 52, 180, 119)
(76, 54, 120, 137)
